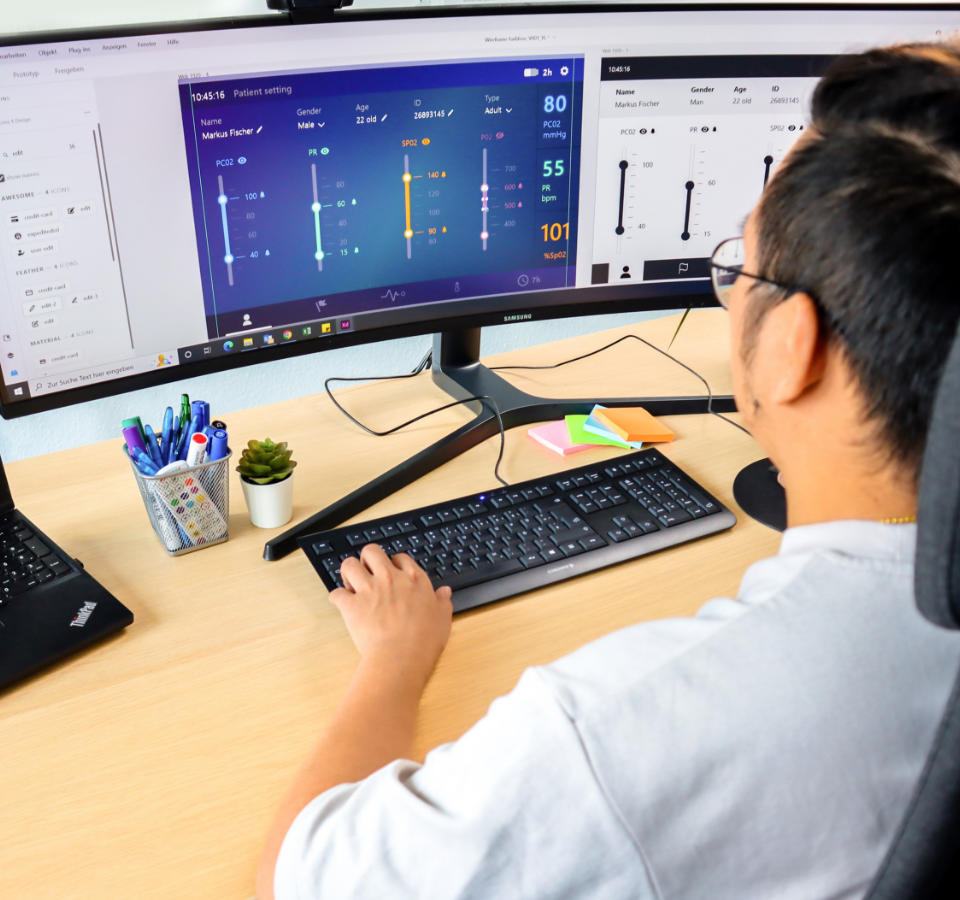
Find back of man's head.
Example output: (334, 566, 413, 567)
(752, 41, 960, 480)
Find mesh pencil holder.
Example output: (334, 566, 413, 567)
(125, 449, 232, 556)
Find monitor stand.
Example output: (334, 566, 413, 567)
(263, 327, 737, 560)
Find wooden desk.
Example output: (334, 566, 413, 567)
(0, 310, 779, 900)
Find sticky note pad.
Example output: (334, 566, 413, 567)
(528, 420, 594, 456)
(566, 415, 632, 449)
(583, 406, 643, 449)
(595, 407, 675, 443)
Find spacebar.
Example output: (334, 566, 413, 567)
(433, 559, 525, 591)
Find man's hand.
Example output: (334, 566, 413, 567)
(331, 545, 453, 690)
(257, 546, 453, 900)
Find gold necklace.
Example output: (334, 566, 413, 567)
(878, 515, 917, 524)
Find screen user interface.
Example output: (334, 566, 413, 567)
(0, 7, 956, 410)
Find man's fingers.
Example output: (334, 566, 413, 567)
(359, 542, 394, 576)
(340, 556, 371, 593)
(390, 552, 423, 576)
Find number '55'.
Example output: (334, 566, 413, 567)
(542, 159, 565, 177)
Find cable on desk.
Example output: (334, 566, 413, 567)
(491, 332, 752, 438)
(324, 365, 510, 487)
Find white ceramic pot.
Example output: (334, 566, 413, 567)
(240, 472, 294, 528)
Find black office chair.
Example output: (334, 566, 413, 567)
(863, 325, 960, 899)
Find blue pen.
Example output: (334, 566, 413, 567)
(199, 400, 210, 430)
(179, 412, 204, 461)
(130, 446, 159, 476)
(168, 415, 180, 465)
(143, 424, 164, 468)
(160, 406, 174, 462)
(209, 428, 229, 461)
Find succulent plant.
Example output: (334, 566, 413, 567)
(236, 438, 297, 485)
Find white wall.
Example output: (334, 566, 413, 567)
(0, 0, 676, 462)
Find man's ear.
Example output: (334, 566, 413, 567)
(764, 292, 825, 405)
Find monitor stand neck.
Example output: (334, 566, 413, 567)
(263, 326, 735, 560)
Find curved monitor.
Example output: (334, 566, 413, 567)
(0, 3, 957, 417)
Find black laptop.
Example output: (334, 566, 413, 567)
(0, 453, 133, 691)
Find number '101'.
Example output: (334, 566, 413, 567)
(541, 222, 570, 241)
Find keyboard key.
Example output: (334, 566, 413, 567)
(607, 529, 628, 543)
(420, 513, 440, 528)
(36, 569, 55, 583)
(520, 552, 546, 568)
(364, 527, 385, 542)
(489, 496, 511, 509)
(468, 502, 488, 514)
(520, 489, 539, 501)
(557, 540, 585, 557)
(345, 531, 366, 547)
(579, 535, 608, 551)
(585, 472, 603, 483)
(659, 509, 693, 526)
(13, 529, 32, 541)
(536, 485, 555, 497)
(380, 524, 400, 538)
(24, 537, 50, 557)
(437, 510, 457, 523)
(397, 519, 418, 534)
(556, 478, 575, 491)
(539, 546, 563, 563)
(550, 525, 597, 545)
(312, 540, 333, 556)
(453, 505, 472, 519)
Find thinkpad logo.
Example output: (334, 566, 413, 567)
(70, 601, 97, 628)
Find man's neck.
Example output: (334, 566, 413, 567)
(778, 441, 917, 528)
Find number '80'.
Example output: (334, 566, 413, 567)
(543, 95, 567, 113)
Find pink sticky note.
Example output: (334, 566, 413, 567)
(528, 420, 594, 456)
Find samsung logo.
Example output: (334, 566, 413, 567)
(503, 314, 532, 322)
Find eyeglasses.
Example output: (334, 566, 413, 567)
(709, 236, 796, 309)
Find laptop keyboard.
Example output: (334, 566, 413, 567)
(0, 514, 73, 604)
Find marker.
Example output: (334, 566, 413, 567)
(123, 425, 146, 455)
(122, 416, 146, 445)
(179, 393, 190, 429)
(211, 420, 227, 431)
(209, 429, 229, 461)
(191, 400, 208, 431)
(186, 432, 209, 467)
(199, 400, 210, 430)
(160, 406, 174, 462)
(143, 424, 164, 468)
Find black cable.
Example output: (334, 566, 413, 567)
(324, 365, 510, 487)
(491, 332, 752, 438)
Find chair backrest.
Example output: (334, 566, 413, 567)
(863, 324, 960, 899)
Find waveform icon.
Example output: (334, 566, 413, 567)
(381, 289, 406, 302)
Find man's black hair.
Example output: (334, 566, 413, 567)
(754, 43, 960, 477)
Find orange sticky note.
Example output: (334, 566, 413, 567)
(594, 407, 675, 443)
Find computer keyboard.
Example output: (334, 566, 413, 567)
(298, 448, 737, 613)
(0, 513, 74, 603)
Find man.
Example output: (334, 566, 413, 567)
(258, 43, 960, 900)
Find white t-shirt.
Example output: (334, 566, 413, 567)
(275, 521, 960, 899)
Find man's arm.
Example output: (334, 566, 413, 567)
(256, 545, 452, 900)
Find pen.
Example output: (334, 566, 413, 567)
(168, 415, 180, 465)
(143, 424, 164, 468)
(179, 412, 204, 461)
(129, 446, 159, 476)
(179, 394, 191, 433)
(160, 406, 174, 462)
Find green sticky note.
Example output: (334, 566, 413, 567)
(566, 414, 631, 449)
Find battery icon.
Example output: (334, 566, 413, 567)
(523, 68, 539, 77)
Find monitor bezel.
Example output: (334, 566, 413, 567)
(1, 2, 954, 418)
